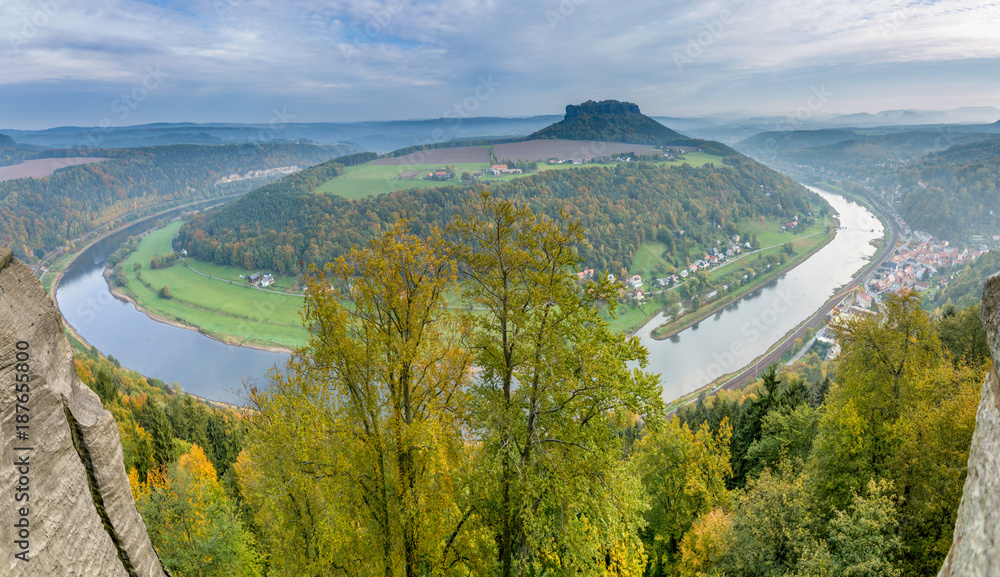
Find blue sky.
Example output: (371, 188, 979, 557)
(1, 0, 999, 129)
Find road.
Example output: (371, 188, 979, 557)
(712, 189, 900, 394)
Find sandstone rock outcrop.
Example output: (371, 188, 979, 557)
(938, 271, 1000, 576)
(1, 247, 167, 577)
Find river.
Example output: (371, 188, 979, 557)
(54, 199, 288, 405)
(54, 187, 880, 405)
(637, 187, 882, 402)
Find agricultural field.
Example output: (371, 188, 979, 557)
(315, 138, 726, 199)
(0, 157, 105, 183)
(493, 139, 660, 161)
(315, 162, 486, 199)
(118, 220, 310, 350)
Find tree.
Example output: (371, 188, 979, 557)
(158, 285, 172, 299)
(783, 241, 796, 256)
(450, 190, 663, 577)
(812, 290, 982, 574)
(139, 445, 261, 577)
(239, 221, 476, 577)
(676, 508, 733, 577)
(636, 418, 732, 575)
(826, 479, 902, 577)
(718, 462, 814, 577)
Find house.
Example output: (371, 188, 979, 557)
(248, 272, 261, 286)
(632, 288, 645, 300)
(688, 264, 699, 273)
(629, 274, 642, 288)
(855, 292, 873, 308)
(576, 268, 595, 281)
(180, 248, 187, 257)
(261, 273, 275, 288)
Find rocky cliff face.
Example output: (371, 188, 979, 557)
(0, 247, 167, 577)
(938, 271, 1000, 576)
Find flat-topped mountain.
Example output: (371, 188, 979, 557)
(529, 99, 689, 145)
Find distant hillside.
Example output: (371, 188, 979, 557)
(738, 129, 859, 157)
(0, 134, 14, 149)
(1, 117, 560, 152)
(529, 100, 689, 146)
(0, 142, 360, 260)
(177, 146, 817, 275)
(899, 138, 1000, 240)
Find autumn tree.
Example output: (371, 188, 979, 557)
(139, 445, 261, 577)
(450, 190, 664, 576)
(238, 222, 478, 577)
(811, 290, 982, 573)
(636, 417, 732, 575)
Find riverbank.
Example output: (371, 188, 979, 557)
(661, 185, 898, 410)
(646, 224, 836, 340)
(47, 194, 245, 300)
(107, 219, 307, 351)
(105, 263, 296, 355)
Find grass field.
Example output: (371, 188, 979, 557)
(314, 150, 728, 199)
(315, 163, 486, 199)
(663, 151, 727, 168)
(119, 220, 310, 350)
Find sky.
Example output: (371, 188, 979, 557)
(1, 0, 999, 129)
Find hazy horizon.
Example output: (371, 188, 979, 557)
(2, 0, 999, 130)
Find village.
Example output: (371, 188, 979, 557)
(815, 217, 988, 362)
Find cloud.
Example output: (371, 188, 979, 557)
(0, 0, 998, 128)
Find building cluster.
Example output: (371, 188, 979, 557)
(248, 272, 275, 288)
(489, 164, 523, 176)
(215, 166, 299, 185)
(871, 238, 986, 294)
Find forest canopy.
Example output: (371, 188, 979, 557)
(177, 150, 819, 276)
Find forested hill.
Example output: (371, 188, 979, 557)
(898, 138, 1000, 240)
(528, 99, 689, 145)
(0, 142, 358, 260)
(0, 133, 14, 149)
(177, 150, 817, 275)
